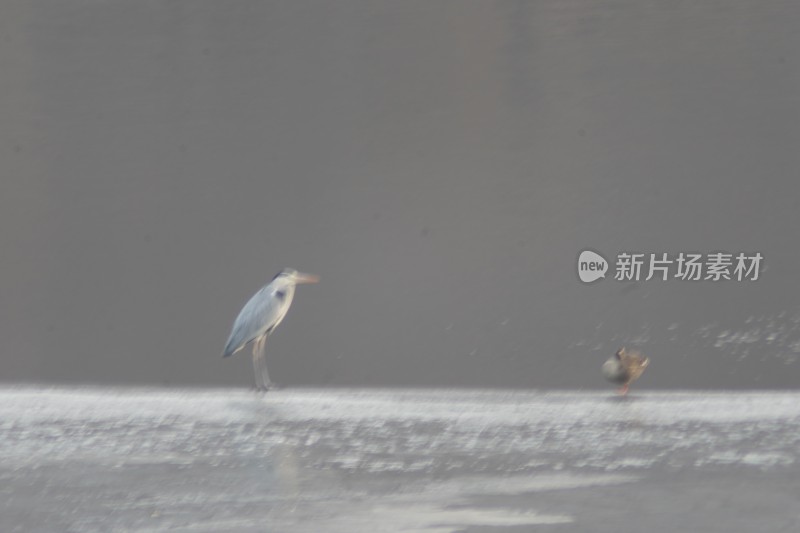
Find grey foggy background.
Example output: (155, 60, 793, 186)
(1, 0, 799, 389)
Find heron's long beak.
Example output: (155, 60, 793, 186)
(295, 272, 320, 284)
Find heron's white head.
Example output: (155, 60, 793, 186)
(273, 268, 320, 286)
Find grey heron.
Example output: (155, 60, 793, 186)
(602, 347, 649, 395)
(222, 268, 319, 391)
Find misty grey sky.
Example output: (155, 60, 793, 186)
(1, 0, 799, 388)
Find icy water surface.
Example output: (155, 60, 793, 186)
(2, 388, 799, 532)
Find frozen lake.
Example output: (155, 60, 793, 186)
(2, 387, 799, 532)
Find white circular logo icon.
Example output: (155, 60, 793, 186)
(578, 250, 608, 283)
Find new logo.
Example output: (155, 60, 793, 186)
(578, 250, 608, 283)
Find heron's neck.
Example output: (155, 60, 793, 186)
(274, 281, 296, 300)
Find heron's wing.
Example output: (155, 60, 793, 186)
(222, 284, 290, 357)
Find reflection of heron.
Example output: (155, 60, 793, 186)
(602, 347, 649, 395)
(223, 269, 319, 391)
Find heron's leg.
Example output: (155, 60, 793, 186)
(251, 336, 265, 391)
(251, 335, 274, 392)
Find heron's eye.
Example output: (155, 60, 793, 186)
(275, 290, 286, 301)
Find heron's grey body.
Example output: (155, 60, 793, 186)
(222, 268, 319, 391)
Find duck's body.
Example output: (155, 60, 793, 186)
(602, 347, 649, 395)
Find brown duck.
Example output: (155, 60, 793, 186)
(602, 347, 649, 395)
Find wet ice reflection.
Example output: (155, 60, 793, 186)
(1, 388, 798, 531)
